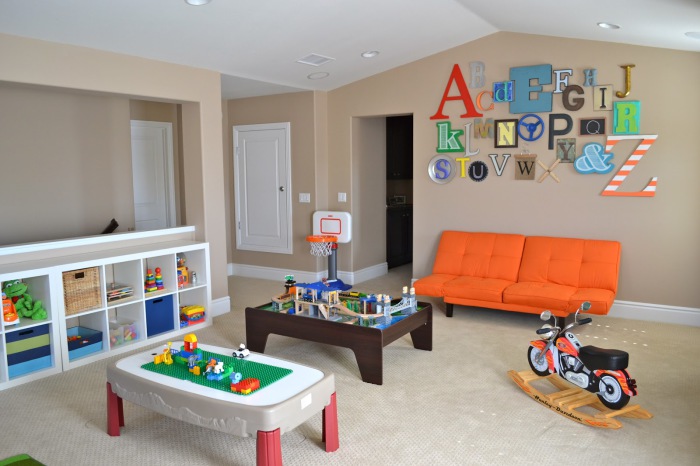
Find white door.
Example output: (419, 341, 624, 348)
(130, 120, 176, 231)
(233, 122, 292, 254)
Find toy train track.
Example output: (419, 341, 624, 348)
(508, 370, 653, 429)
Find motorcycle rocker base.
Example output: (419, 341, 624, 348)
(508, 369, 653, 429)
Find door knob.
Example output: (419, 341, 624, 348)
(279, 186, 285, 192)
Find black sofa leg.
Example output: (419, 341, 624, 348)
(445, 302, 453, 317)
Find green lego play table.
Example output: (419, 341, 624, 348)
(106, 342, 338, 463)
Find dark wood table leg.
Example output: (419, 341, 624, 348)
(245, 308, 270, 353)
(349, 340, 383, 385)
(409, 309, 432, 351)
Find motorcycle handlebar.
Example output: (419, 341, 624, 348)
(578, 317, 593, 325)
(536, 327, 554, 335)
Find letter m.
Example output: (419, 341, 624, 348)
(473, 118, 493, 139)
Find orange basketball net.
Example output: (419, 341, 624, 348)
(306, 235, 337, 257)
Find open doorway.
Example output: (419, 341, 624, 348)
(386, 115, 413, 268)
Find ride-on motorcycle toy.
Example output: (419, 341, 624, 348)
(508, 302, 652, 428)
(528, 301, 636, 409)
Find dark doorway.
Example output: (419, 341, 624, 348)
(386, 115, 413, 268)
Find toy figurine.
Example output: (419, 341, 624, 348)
(3, 279, 47, 320)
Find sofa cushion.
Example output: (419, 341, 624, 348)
(412, 273, 456, 297)
(433, 231, 525, 281)
(443, 276, 515, 302)
(503, 281, 578, 311)
(516, 236, 620, 292)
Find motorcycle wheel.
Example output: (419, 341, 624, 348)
(527, 346, 550, 376)
(597, 374, 630, 410)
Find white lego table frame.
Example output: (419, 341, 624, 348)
(106, 342, 338, 465)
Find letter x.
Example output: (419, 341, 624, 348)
(537, 159, 561, 183)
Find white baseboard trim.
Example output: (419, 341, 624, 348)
(210, 296, 231, 317)
(609, 300, 700, 327)
(228, 262, 389, 286)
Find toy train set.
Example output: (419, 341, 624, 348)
(271, 276, 419, 328)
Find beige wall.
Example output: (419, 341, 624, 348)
(327, 32, 700, 308)
(225, 91, 320, 272)
(0, 33, 229, 303)
(0, 84, 135, 245)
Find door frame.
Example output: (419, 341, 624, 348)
(130, 120, 177, 229)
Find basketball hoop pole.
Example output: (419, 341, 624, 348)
(327, 243, 338, 281)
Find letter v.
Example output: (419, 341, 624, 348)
(488, 153, 511, 176)
(601, 135, 658, 197)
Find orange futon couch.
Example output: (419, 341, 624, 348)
(413, 231, 621, 318)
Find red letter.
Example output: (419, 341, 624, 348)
(430, 64, 483, 120)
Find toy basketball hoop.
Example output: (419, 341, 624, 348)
(306, 235, 337, 257)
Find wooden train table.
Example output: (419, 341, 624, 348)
(245, 301, 432, 385)
(106, 341, 338, 465)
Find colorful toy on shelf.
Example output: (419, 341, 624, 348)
(155, 267, 164, 290)
(3, 279, 47, 321)
(180, 305, 205, 327)
(2, 292, 19, 327)
(177, 254, 189, 287)
(144, 269, 157, 292)
(107, 283, 134, 302)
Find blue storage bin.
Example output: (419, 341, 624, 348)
(146, 294, 175, 337)
(8, 355, 52, 378)
(67, 326, 103, 360)
(6, 324, 52, 378)
(6, 324, 50, 343)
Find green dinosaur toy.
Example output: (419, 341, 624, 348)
(3, 280, 48, 320)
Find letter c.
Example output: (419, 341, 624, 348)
(476, 91, 494, 111)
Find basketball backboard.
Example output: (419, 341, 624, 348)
(312, 211, 352, 243)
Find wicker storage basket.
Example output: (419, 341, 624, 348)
(63, 267, 102, 315)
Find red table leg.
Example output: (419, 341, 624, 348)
(106, 382, 124, 436)
(256, 428, 282, 466)
(322, 392, 339, 452)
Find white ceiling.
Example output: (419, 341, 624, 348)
(1, 0, 698, 99)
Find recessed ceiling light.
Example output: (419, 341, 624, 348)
(685, 32, 700, 40)
(361, 51, 380, 58)
(597, 22, 620, 30)
(308, 72, 330, 80)
(185, 0, 212, 4)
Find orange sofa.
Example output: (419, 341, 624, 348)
(413, 231, 621, 319)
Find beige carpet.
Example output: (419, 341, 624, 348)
(1, 264, 698, 465)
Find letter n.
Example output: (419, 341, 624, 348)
(430, 64, 483, 120)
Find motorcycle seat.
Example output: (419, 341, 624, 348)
(579, 345, 628, 371)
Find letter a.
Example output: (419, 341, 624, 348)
(430, 64, 483, 120)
